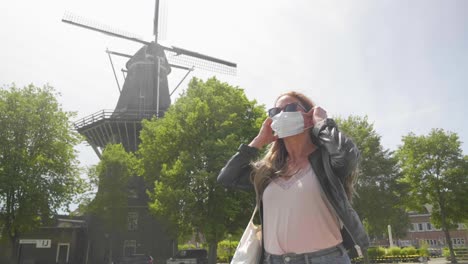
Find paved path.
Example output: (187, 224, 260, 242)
(426, 257, 468, 264)
(398, 257, 468, 264)
(356, 257, 468, 264)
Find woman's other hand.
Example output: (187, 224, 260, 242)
(304, 106, 327, 129)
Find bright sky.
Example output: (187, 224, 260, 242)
(1, 0, 467, 170)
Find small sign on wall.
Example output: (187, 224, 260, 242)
(19, 239, 52, 248)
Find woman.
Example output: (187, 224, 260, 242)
(217, 91, 369, 264)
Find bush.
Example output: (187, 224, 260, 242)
(367, 247, 386, 258)
(418, 243, 429, 257)
(217, 239, 238, 262)
(443, 247, 453, 258)
(401, 246, 417, 256)
(178, 243, 202, 250)
(387, 246, 401, 256)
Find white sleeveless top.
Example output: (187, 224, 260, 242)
(262, 163, 343, 254)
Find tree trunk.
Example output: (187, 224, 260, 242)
(436, 183, 457, 264)
(443, 227, 457, 263)
(208, 242, 218, 264)
(440, 203, 457, 263)
(8, 234, 17, 264)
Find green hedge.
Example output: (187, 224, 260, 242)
(367, 247, 386, 258)
(387, 246, 401, 256)
(401, 246, 417, 256)
(178, 243, 204, 250)
(418, 242, 429, 257)
(217, 240, 239, 262)
(352, 246, 430, 264)
(177, 240, 242, 262)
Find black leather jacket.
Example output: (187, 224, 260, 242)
(217, 118, 370, 263)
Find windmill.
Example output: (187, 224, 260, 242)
(64, 0, 237, 156)
(62, 2, 236, 262)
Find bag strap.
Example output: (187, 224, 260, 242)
(249, 205, 258, 223)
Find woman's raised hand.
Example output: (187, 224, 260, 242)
(304, 106, 327, 129)
(249, 117, 278, 149)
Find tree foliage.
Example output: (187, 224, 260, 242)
(396, 129, 468, 263)
(138, 78, 264, 264)
(396, 129, 467, 226)
(87, 143, 135, 233)
(0, 84, 83, 256)
(336, 116, 409, 239)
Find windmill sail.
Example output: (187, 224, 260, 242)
(164, 46, 237, 75)
(62, 12, 149, 45)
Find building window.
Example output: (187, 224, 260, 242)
(400, 240, 412, 247)
(458, 224, 466, 230)
(123, 240, 137, 256)
(418, 223, 424, 232)
(56, 243, 70, 263)
(128, 188, 138, 199)
(426, 223, 432, 231)
(127, 212, 138, 231)
(412, 223, 419, 232)
(425, 239, 437, 246)
(452, 238, 465, 246)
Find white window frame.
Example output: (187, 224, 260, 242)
(425, 239, 437, 246)
(417, 223, 425, 232)
(426, 222, 432, 231)
(128, 188, 138, 199)
(56, 243, 70, 263)
(127, 212, 139, 231)
(123, 240, 137, 256)
(452, 238, 465, 246)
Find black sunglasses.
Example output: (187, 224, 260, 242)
(268, 102, 307, 117)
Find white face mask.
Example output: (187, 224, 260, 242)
(270, 111, 305, 138)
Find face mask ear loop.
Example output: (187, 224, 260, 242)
(304, 123, 314, 131)
(302, 110, 315, 131)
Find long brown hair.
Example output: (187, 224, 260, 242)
(250, 91, 357, 204)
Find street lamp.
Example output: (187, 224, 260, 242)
(388, 225, 394, 247)
(228, 234, 232, 262)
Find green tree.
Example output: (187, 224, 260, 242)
(87, 143, 135, 263)
(138, 77, 264, 264)
(336, 116, 409, 239)
(0, 84, 83, 263)
(396, 129, 468, 263)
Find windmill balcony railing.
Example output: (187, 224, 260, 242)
(73, 109, 159, 130)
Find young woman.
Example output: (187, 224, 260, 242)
(217, 91, 369, 264)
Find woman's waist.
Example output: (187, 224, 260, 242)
(265, 243, 346, 262)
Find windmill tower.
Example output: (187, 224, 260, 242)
(63, 1, 236, 263)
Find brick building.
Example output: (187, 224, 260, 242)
(399, 211, 467, 249)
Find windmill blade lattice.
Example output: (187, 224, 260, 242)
(62, 12, 149, 45)
(165, 48, 237, 76)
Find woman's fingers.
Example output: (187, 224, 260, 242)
(313, 106, 327, 124)
(303, 106, 327, 128)
(250, 117, 276, 148)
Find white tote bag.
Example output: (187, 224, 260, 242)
(231, 206, 262, 264)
